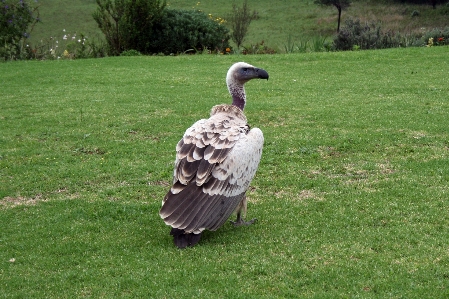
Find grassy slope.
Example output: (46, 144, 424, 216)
(30, 0, 449, 50)
(1, 47, 449, 297)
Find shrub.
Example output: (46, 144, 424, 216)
(0, 0, 40, 61)
(227, 0, 258, 49)
(93, 0, 166, 56)
(333, 19, 402, 51)
(242, 40, 276, 54)
(420, 27, 449, 46)
(120, 49, 141, 56)
(148, 9, 230, 55)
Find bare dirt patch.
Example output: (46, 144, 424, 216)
(1, 194, 43, 209)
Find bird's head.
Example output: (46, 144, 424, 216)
(226, 62, 269, 86)
(226, 62, 269, 111)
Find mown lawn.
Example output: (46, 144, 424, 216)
(1, 47, 449, 298)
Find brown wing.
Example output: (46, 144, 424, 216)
(160, 106, 263, 233)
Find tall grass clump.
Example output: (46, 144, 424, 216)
(283, 35, 330, 53)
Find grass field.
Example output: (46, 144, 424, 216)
(29, 0, 449, 52)
(1, 47, 449, 297)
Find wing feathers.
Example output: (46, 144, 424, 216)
(160, 104, 263, 234)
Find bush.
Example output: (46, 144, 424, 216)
(333, 19, 402, 51)
(148, 9, 230, 55)
(242, 40, 276, 54)
(420, 27, 449, 46)
(227, 0, 258, 49)
(93, 0, 166, 56)
(0, 0, 40, 61)
(120, 49, 141, 56)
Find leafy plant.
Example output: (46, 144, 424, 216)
(148, 9, 230, 55)
(333, 19, 402, 51)
(420, 26, 449, 46)
(92, 0, 166, 56)
(227, 0, 258, 49)
(242, 40, 276, 54)
(0, 0, 40, 61)
(120, 49, 141, 56)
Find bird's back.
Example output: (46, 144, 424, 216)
(160, 104, 263, 234)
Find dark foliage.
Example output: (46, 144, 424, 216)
(148, 9, 230, 55)
(0, 0, 40, 60)
(333, 19, 402, 50)
(391, 0, 445, 7)
(93, 0, 166, 56)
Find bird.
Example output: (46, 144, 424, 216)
(159, 62, 269, 248)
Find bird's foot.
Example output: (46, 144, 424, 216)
(230, 218, 257, 227)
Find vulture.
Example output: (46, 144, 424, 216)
(159, 62, 269, 248)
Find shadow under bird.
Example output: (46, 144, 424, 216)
(159, 62, 269, 248)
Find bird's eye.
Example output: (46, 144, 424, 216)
(242, 68, 248, 72)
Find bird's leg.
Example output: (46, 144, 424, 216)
(230, 195, 257, 227)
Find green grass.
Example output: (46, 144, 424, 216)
(29, 0, 449, 51)
(1, 47, 449, 297)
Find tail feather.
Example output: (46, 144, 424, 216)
(170, 228, 202, 249)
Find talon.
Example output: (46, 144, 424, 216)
(231, 218, 257, 227)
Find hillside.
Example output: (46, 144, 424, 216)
(29, 0, 449, 51)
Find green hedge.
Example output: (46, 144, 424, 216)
(148, 9, 230, 55)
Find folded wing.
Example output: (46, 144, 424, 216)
(160, 105, 263, 233)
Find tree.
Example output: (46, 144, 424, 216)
(227, 0, 258, 49)
(314, 0, 351, 33)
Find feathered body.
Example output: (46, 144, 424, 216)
(160, 62, 269, 248)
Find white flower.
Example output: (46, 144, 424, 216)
(63, 29, 66, 32)
(63, 35, 67, 40)
(78, 39, 81, 43)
